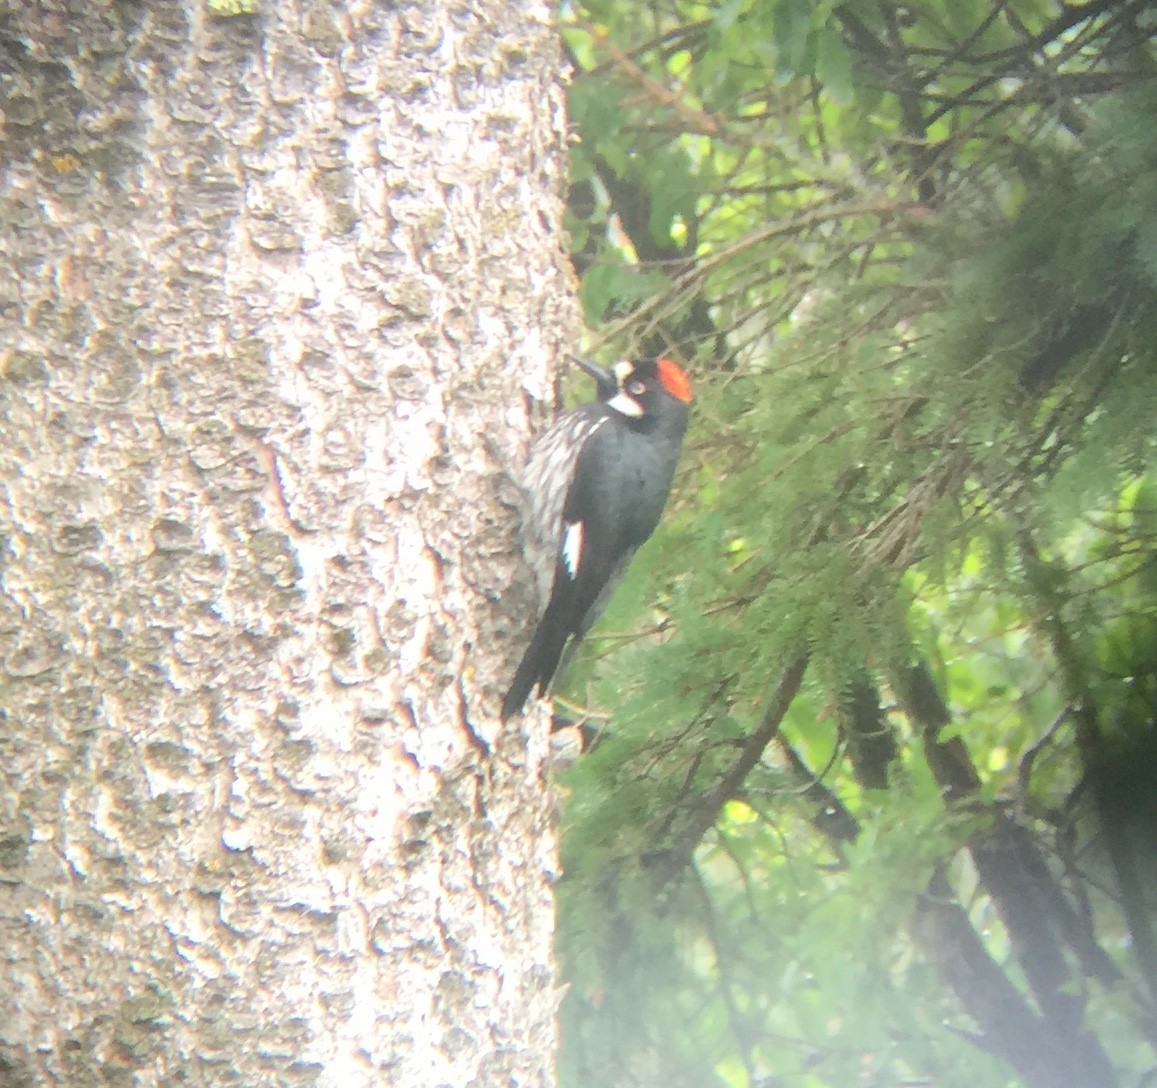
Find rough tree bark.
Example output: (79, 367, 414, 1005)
(0, 2, 574, 1085)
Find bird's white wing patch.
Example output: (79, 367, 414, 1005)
(561, 520, 584, 579)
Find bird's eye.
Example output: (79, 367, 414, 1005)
(627, 379, 646, 396)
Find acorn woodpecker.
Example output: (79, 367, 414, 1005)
(502, 356, 693, 720)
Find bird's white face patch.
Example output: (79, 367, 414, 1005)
(562, 520, 584, 579)
(612, 360, 635, 384)
(606, 391, 644, 417)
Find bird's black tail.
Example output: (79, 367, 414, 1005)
(502, 610, 570, 720)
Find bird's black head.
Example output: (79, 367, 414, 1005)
(603, 356, 694, 425)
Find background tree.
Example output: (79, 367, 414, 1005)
(553, 3, 1157, 1087)
(0, 2, 573, 1084)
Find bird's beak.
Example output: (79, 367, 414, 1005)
(571, 356, 613, 387)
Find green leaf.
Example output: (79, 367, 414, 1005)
(579, 262, 669, 323)
(1135, 213, 1157, 287)
(772, 0, 812, 79)
(815, 27, 853, 104)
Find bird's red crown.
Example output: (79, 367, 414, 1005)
(656, 357, 694, 404)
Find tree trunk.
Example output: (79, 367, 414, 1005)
(0, 3, 575, 1085)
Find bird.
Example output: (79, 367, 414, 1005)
(502, 355, 693, 720)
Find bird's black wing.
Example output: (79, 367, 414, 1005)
(502, 423, 627, 720)
(519, 405, 608, 605)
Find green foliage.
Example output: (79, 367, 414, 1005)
(554, 2, 1157, 1086)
